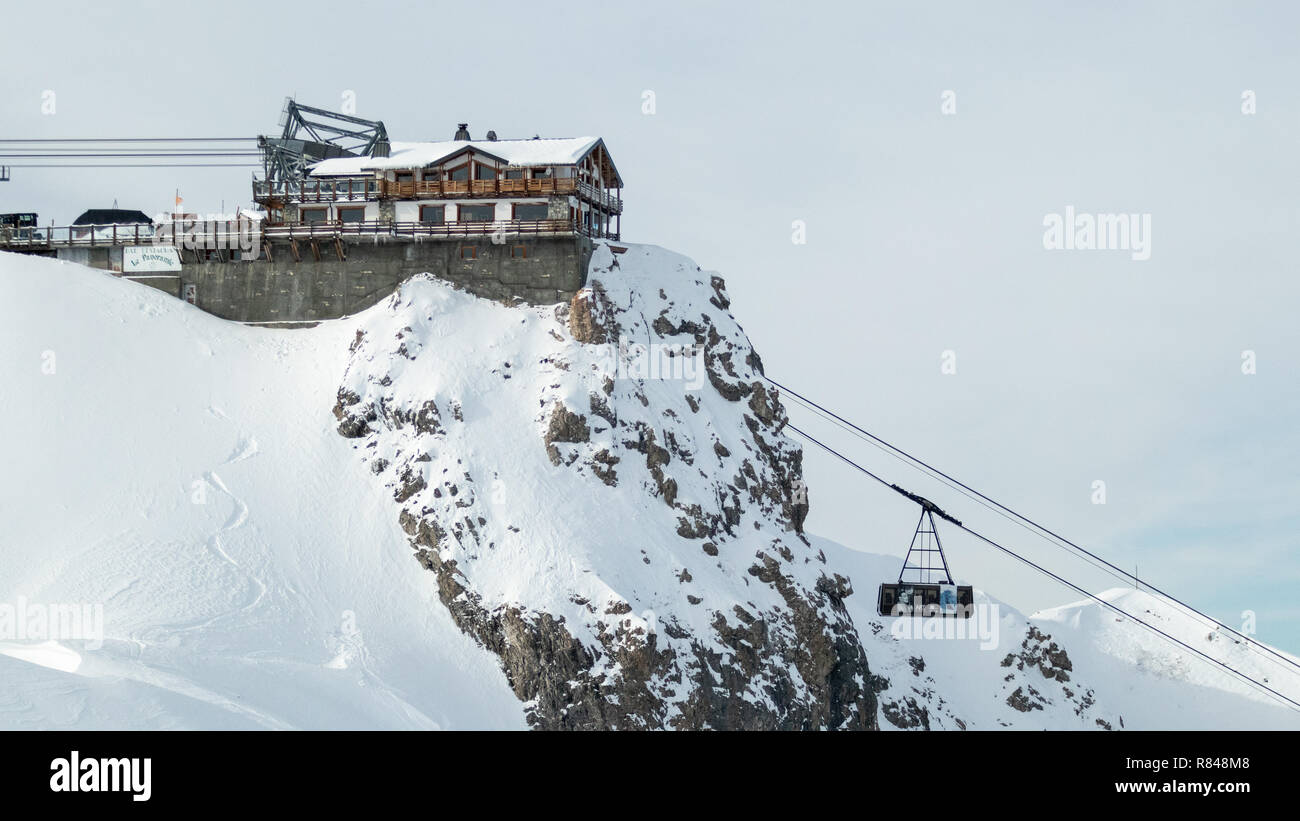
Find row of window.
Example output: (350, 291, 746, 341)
(419, 203, 551, 223)
(301, 206, 365, 224)
(299, 203, 553, 224)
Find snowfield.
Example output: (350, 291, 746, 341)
(0, 248, 1296, 730)
(0, 252, 523, 729)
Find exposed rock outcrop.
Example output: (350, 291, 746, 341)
(333, 243, 876, 730)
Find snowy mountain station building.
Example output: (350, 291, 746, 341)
(253, 125, 623, 241)
(0, 102, 626, 323)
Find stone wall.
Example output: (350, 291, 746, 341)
(35, 233, 593, 323)
(180, 235, 592, 323)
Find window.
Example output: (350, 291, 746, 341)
(447, 164, 469, 181)
(504, 169, 524, 180)
(458, 204, 495, 222)
(459, 245, 477, 260)
(337, 206, 366, 223)
(420, 205, 444, 224)
(396, 172, 414, 184)
(301, 208, 328, 224)
(510, 245, 528, 259)
(475, 164, 497, 181)
(531, 167, 551, 179)
(513, 203, 549, 221)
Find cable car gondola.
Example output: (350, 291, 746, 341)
(877, 486, 973, 619)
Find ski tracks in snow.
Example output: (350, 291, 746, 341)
(197, 434, 268, 616)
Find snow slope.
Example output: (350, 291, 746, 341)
(0, 252, 523, 729)
(1, 247, 1296, 729)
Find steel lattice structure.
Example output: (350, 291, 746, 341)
(257, 99, 388, 185)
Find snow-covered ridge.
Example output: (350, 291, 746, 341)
(332, 243, 873, 729)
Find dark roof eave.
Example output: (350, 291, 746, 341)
(576, 138, 624, 188)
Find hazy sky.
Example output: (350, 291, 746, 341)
(3, 1, 1298, 655)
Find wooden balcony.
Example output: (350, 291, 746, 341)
(381, 176, 577, 198)
(268, 218, 618, 241)
(376, 177, 623, 213)
(254, 175, 624, 213)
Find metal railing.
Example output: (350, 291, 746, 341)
(0, 222, 158, 249)
(252, 178, 380, 203)
(576, 179, 623, 213)
(1, 218, 619, 251)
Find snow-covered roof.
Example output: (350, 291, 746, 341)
(309, 137, 602, 177)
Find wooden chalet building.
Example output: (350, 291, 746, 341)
(253, 124, 623, 240)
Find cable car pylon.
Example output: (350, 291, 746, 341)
(878, 485, 974, 618)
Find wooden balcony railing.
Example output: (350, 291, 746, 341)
(379, 177, 581, 199)
(252, 175, 623, 213)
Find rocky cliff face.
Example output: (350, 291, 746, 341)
(332, 242, 875, 729)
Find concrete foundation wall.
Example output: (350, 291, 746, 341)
(125, 275, 181, 298)
(53, 247, 179, 297)
(180, 235, 592, 323)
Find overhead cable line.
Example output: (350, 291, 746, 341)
(765, 374, 1300, 678)
(783, 421, 1300, 714)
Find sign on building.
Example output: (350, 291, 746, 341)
(122, 246, 182, 273)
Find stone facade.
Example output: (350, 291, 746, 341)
(179, 235, 593, 323)
(547, 195, 570, 220)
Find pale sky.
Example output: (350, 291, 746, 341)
(2, 1, 1297, 653)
